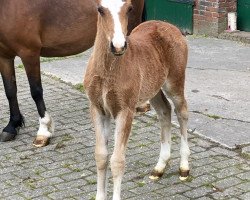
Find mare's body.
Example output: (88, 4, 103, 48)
(0, 0, 144, 145)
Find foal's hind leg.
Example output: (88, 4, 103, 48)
(21, 53, 53, 147)
(0, 57, 24, 142)
(163, 84, 190, 180)
(149, 90, 172, 180)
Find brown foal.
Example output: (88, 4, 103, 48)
(84, 0, 190, 199)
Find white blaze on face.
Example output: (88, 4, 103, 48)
(101, 0, 126, 48)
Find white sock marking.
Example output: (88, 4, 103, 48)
(37, 112, 54, 137)
(180, 135, 190, 171)
(155, 142, 171, 172)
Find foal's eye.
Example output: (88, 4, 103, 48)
(98, 6, 105, 16)
(127, 6, 133, 14)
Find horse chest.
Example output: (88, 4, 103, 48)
(86, 76, 121, 117)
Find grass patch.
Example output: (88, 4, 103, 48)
(241, 152, 250, 160)
(40, 54, 83, 63)
(34, 169, 41, 176)
(137, 181, 146, 187)
(17, 64, 24, 69)
(206, 114, 221, 120)
(73, 168, 81, 172)
(138, 143, 147, 148)
(55, 141, 66, 149)
(89, 196, 95, 200)
(171, 135, 178, 142)
(62, 163, 71, 169)
(74, 83, 85, 92)
(62, 134, 74, 142)
(87, 179, 97, 185)
(184, 175, 194, 182)
(192, 110, 222, 120)
(62, 163, 81, 172)
(24, 178, 37, 190)
(204, 183, 214, 188)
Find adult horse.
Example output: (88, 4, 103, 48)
(0, 0, 144, 147)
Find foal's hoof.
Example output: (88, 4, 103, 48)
(0, 132, 16, 142)
(33, 136, 50, 147)
(149, 169, 164, 180)
(179, 169, 190, 181)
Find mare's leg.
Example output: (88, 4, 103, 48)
(0, 57, 24, 141)
(163, 83, 190, 180)
(149, 90, 172, 180)
(21, 54, 53, 147)
(111, 109, 133, 200)
(91, 106, 111, 200)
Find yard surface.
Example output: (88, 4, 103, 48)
(0, 68, 249, 200)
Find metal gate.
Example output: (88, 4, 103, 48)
(144, 0, 194, 34)
(237, 0, 250, 31)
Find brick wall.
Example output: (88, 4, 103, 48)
(193, 0, 237, 35)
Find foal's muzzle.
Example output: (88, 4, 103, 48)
(110, 41, 127, 56)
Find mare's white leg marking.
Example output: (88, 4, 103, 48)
(101, 0, 126, 48)
(37, 112, 54, 137)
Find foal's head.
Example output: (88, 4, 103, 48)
(97, 0, 133, 56)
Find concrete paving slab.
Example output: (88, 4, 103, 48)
(186, 37, 250, 148)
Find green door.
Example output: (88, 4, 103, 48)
(144, 0, 194, 34)
(238, 0, 250, 31)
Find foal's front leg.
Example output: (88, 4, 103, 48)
(111, 109, 134, 200)
(21, 54, 53, 147)
(91, 106, 111, 200)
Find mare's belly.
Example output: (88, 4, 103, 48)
(40, 39, 94, 57)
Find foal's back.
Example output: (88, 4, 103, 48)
(127, 20, 188, 102)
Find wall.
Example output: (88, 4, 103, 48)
(193, 0, 237, 35)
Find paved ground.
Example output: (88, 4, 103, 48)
(1, 47, 250, 199)
(0, 38, 250, 200)
(219, 31, 250, 44)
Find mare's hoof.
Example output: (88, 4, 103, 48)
(33, 136, 50, 147)
(179, 169, 190, 181)
(149, 169, 164, 180)
(136, 103, 151, 115)
(0, 132, 16, 142)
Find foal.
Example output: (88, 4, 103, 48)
(84, 0, 190, 199)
